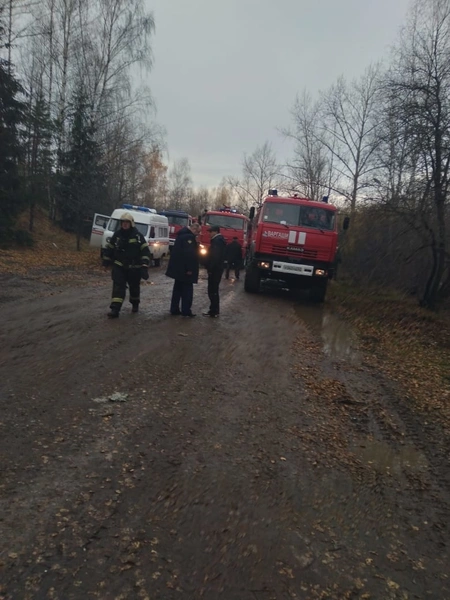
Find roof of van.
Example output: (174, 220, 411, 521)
(111, 208, 168, 224)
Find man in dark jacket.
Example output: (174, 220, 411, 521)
(203, 225, 227, 318)
(165, 223, 201, 317)
(225, 236, 243, 280)
(103, 212, 151, 318)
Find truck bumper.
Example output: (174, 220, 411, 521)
(248, 254, 333, 285)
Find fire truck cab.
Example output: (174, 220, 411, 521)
(245, 192, 348, 302)
(199, 207, 249, 259)
(158, 210, 193, 250)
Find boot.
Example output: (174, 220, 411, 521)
(107, 308, 119, 319)
(131, 304, 139, 313)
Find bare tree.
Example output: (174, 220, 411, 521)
(227, 141, 280, 209)
(284, 91, 334, 201)
(189, 187, 212, 218)
(167, 158, 192, 210)
(75, 0, 154, 123)
(0, 0, 39, 67)
(319, 64, 382, 218)
(384, 0, 450, 308)
(140, 145, 168, 209)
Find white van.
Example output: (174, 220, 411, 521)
(90, 204, 170, 266)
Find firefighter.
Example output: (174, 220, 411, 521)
(102, 212, 151, 318)
(203, 225, 227, 318)
(304, 209, 319, 228)
(225, 236, 242, 280)
(165, 222, 201, 317)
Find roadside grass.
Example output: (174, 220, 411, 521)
(0, 209, 100, 278)
(328, 280, 450, 429)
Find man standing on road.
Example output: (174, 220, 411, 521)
(225, 236, 243, 280)
(203, 225, 226, 318)
(165, 223, 201, 317)
(103, 213, 151, 318)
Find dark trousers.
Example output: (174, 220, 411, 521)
(225, 261, 240, 279)
(110, 266, 141, 311)
(207, 269, 223, 315)
(170, 280, 194, 315)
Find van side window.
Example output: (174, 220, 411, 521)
(95, 215, 108, 228)
(150, 226, 155, 239)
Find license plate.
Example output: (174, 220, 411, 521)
(272, 261, 313, 276)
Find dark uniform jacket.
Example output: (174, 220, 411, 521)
(206, 234, 227, 273)
(165, 227, 199, 284)
(225, 240, 242, 264)
(103, 227, 151, 268)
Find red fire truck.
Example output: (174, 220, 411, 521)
(199, 207, 249, 258)
(244, 191, 349, 302)
(158, 210, 193, 250)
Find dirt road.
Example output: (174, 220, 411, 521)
(0, 266, 449, 599)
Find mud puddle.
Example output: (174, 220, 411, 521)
(294, 304, 362, 364)
(355, 438, 429, 474)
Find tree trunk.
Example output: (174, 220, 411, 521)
(421, 198, 446, 309)
(76, 214, 82, 251)
(29, 201, 35, 232)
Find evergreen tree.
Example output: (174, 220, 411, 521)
(0, 56, 26, 243)
(58, 88, 106, 250)
(25, 87, 54, 232)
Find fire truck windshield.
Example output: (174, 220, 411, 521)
(166, 215, 188, 226)
(206, 214, 245, 230)
(262, 203, 334, 231)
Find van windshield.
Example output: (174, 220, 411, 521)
(262, 203, 335, 231)
(108, 219, 149, 237)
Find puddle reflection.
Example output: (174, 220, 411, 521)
(254, 281, 361, 363)
(294, 304, 361, 364)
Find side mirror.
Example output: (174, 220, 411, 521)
(343, 216, 350, 231)
(198, 215, 202, 225)
(249, 207, 255, 220)
(150, 226, 156, 239)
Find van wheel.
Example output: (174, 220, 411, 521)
(244, 265, 261, 293)
(154, 258, 161, 267)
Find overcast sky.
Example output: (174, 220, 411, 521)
(141, 0, 411, 189)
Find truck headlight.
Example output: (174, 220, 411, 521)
(258, 261, 271, 269)
(106, 236, 112, 243)
(199, 244, 208, 255)
(315, 269, 327, 276)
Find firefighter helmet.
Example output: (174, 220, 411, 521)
(120, 212, 135, 226)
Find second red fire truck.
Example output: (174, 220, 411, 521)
(198, 207, 249, 258)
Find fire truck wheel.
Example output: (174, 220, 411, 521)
(244, 265, 261, 293)
(154, 258, 161, 267)
(309, 280, 327, 303)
